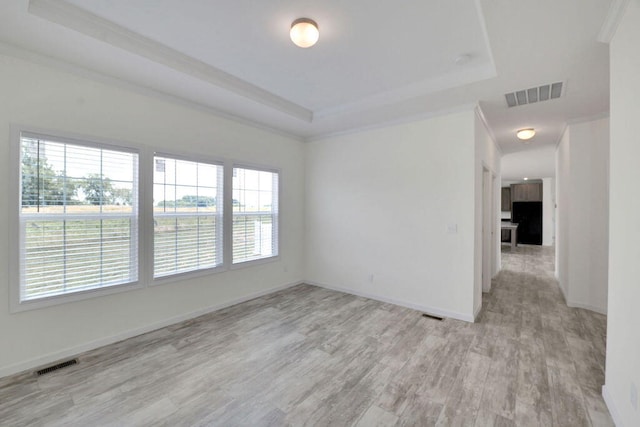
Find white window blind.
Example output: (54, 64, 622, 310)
(19, 133, 139, 301)
(232, 167, 279, 264)
(153, 156, 224, 277)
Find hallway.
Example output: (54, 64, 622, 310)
(482, 245, 611, 425)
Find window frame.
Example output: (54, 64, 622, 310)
(151, 152, 226, 284)
(9, 126, 145, 313)
(229, 163, 280, 267)
(9, 126, 283, 313)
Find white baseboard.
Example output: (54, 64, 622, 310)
(0, 281, 302, 379)
(557, 282, 608, 315)
(602, 385, 624, 427)
(306, 281, 474, 323)
(567, 301, 608, 315)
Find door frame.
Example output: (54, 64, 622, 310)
(482, 165, 496, 293)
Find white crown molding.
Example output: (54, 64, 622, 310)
(555, 122, 569, 149)
(554, 111, 610, 149)
(597, 0, 630, 43)
(0, 41, 304, 142)
(566, 111, 610, 126)
(474, 103, 502, 156)
(28, 0, 313, 123)
(314, 62, 496, 119)
(306, 103, 477, 143)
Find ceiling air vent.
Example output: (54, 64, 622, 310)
(505, 82, 563, 108)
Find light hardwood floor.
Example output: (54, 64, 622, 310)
(0, 246, 612, 426)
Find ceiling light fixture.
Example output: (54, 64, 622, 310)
(516, 128, 536, 141)
(290, 18, 319, 48)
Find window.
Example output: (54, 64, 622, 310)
(153, 156, 223, 277)
(14, 128, 282, 310)
(18, 133, 139, 302)
(232, 167, 279, 264)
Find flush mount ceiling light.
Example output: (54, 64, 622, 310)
(290, 18, 319, 48)
(516, 128, 536, 141)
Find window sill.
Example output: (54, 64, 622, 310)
(10, 281, 144, 313)
(230, 255, 280, 270)
(151, 265, 226, 287)
(10, 256, 283, 313)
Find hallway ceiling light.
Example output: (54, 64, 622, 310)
(516, 128, 536, 141)
(290, 18, 319, 48)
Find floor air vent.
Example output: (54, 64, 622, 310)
(422, 313, 444, 321)
(505, 82, 563, 107)
(36, 359, 78, 376)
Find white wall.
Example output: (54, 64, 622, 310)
(500, 145, 556, 182)
(304, 110, 478, 321)
(556, 129, 570, 297)
(474, 111, 501, 306)
(605, 1, 640, 425)
(542, 177, 555, 246)
(0, 54, 306, 377)
(555, 117, 609, 314)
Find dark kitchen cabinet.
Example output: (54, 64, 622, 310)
(501, 187, 511, 211)
(511, 183, 542, 202)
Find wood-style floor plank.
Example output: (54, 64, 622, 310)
(0, 245, 613, 426)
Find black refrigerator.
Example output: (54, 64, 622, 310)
(512, 201, 543, 245)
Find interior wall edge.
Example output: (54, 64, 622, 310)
(473, 301, 483, 321)
(602, 385, 626, 427)
(557, 279, 569, 306)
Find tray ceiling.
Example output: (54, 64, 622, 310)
(0, 0, 613, 155)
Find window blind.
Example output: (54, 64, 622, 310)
(153, 156, 224, 277)
(232, 167, 279, 263)
(19, 134, 139, 301)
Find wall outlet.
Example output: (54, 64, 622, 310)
(447, 224, 458, 234)
(283, 265, 288, 273)
(631, 382, 638, 411)
(368, 274, 374, 283)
